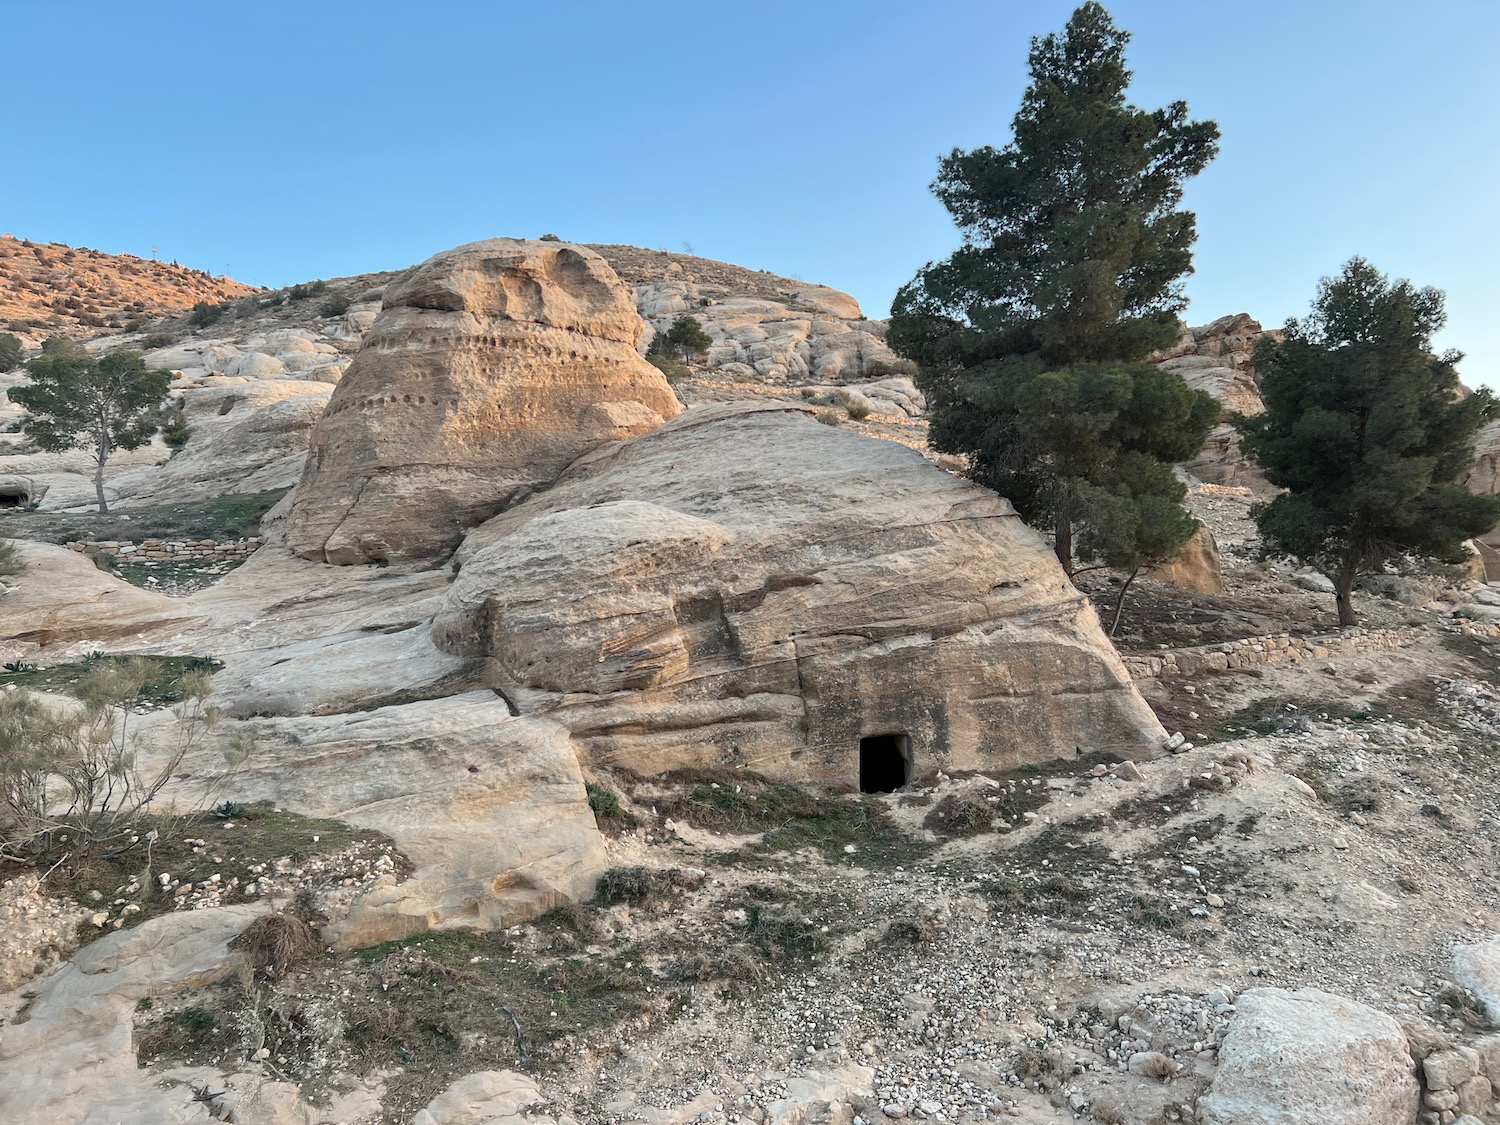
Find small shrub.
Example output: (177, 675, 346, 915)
(585, 781, 621, 819)
(831, 389, 871, 420)
(0, 333, 21, 371)
(188, 301, 224, 328)
(539, 233, 562, 242)
(799, 387, 818, 400)
(594, 865, 666, 907)
(815, 410, 843, 427)
(136, 332, 177, 351)
(647, 354, 692, 383)
(160, 407, 190, 451)
(922, 792, 992, 836)
(744, 904, 826, 962)
(0, 539, 22, 580)
(318, 294, 351, 318)
(231, 913, 323, 978)
(287, 280, 327, 301)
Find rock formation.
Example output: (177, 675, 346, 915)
(433, 402, 1166, 784)
(592, 244, 908, 383)
(1197, 988, 1421, 1125)
(1151, 313, 1276, 494)
(285, 239, 682, 565)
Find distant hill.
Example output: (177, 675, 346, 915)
(0, 234, 259, 339)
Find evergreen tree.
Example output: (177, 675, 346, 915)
(661, 314, 714, 360)
(888, 1, 1220, 577)
(0, 334, 21, 372)
(1236, 258, 1500, 627)
(10, 343, 171, 514)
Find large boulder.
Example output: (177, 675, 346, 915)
(285, 239, 682, 565)
(1149, 523, 1226, 595)
(1196, 988, 1420, 1125)
(433, 403, 1165, 783)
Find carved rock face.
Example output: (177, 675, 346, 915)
(433, 403, 1167, 782)
(286, 239, 681, 565)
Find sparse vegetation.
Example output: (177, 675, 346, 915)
(0, 332, 21, 371)
(189, 300, 225, 327)
(647, 353, 692, 383)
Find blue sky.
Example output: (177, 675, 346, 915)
(5, 1, 1498, 386)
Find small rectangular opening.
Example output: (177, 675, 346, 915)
(0, 491, 24, 509)
(859, 733, 909, 793)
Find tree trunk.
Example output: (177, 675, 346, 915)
(1054, 508, 1074, 578)
(1109, 567, 1142, 638)
(1333, 568, 1358, 628)
(94, 429, 110, 514)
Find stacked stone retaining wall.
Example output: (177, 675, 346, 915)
(64, 536, 264, 562)
(1123, 626, 1419, 681)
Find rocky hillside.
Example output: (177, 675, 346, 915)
(0, 234, 259, 339)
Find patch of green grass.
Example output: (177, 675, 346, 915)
(585, 781, 621, 820)
(0, 653, 216, 702)
(35, 802, 406, 943)
(744, 904, 827, 962)
(0, 488, 289, 546)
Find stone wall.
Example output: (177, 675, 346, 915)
(64, 536, 264, 562)
(1123, 626, 1420, 681)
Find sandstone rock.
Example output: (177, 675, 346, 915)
(0, 905, 267, 1125)
(410, 1070, 547, 1125)
(1149, 523, 1225, 594)
(434, 403, 1165, 783)
(110, 379, 332, 505)
(0, 540, 203, 662)
(1454, 936, 1500, 1024)
(286, 239, 681, 564)
(229, 695, 607, 948)
(1196, 987, 1420, 1125)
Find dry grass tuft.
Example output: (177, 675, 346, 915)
(232, 913, 324, 978)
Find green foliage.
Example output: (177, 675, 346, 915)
(646, 353, 692, 383)
(830, 389, 872, 420)
(0, 333, 21, 372)
(188, 301, 224, 327)
(10, 347, 172, 513)
(287, 280, 327, 301)
(0, 657, 250, 866)
(136, 332, 178, 351)
(1236, 258, 1500, 626)
(651, 314, 714, 361)
(593, 865, 665, 906)
(160, 405, 190, 451)
(318, 294, 351, 318)
(0, 538, 20, 580)
(539, 233, 562, 242)
(585, 781, 621, 820)
(888, 2, 1219, 575)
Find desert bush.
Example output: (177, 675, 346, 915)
(922, 792, 992, 836)
(830, 389, 871, 420)
(318, 294, 351, 318)
(0, 658, 251, 865)
(0, 539, 21, 580)
(0, 333, 21, 371)
(160, 406, 190, 452)
(232, 913, 323, 978)
(815, 410, 843, 426)
(188, 301, 224, 328)
(594, 865, 666, 907)
(647, 354, 692, 383)
(539, 233, 562, 242)
(136, 332, 177, 351)
(287, 281, 327, 301)
(585, 781, 621, 819)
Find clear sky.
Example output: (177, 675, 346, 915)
(5, 1, 1498, 386)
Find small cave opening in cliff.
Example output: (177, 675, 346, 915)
(0, 490, 25, 509)
(859, 733, 909, 793)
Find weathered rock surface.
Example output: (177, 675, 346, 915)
(1149, 523, 1226, 594)
(1454, 936, 1500, 1025)
(110, 379, 332, 505)
(1196, 987, 1420, 1125)
(0, 906, 266, 1125)
(0, 540, 204, 662)
(1154, 314, 1276, 494)
(593, 244, 908, 383)
(286, 239, 682, 564)
(226, 695, 606, 948)
(434, 403, 1165, 783)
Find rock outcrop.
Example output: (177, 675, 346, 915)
(1455, 936, 1500, 1026)
(434, 403, 1165, 783)
(1153, 313, 1275, 494)
(1196, 988, 1420, 1125)
(1149, 523, 1226, 595)
(285, 240, 682, 565)
(592, 244, 908, 383)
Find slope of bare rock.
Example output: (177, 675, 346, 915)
(225, 695, 607, 949)
(286, 239, 682, 565)
(591, 244, 906, 382)
(0, 905, 267, 1125)
(108, 379, 333, 506)
(434, 402, 1166, 782)
(0, 539, 204, 662)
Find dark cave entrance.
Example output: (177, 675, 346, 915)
(859, 733, 910, 793)
(0, 490, 25, 509)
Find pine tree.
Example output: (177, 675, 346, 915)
(1236, 258, 1500, 627)
(10, 342, 171, 514)
(888, 1, 1220, 577)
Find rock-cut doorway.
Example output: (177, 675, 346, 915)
(859, 733, 909, 793)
